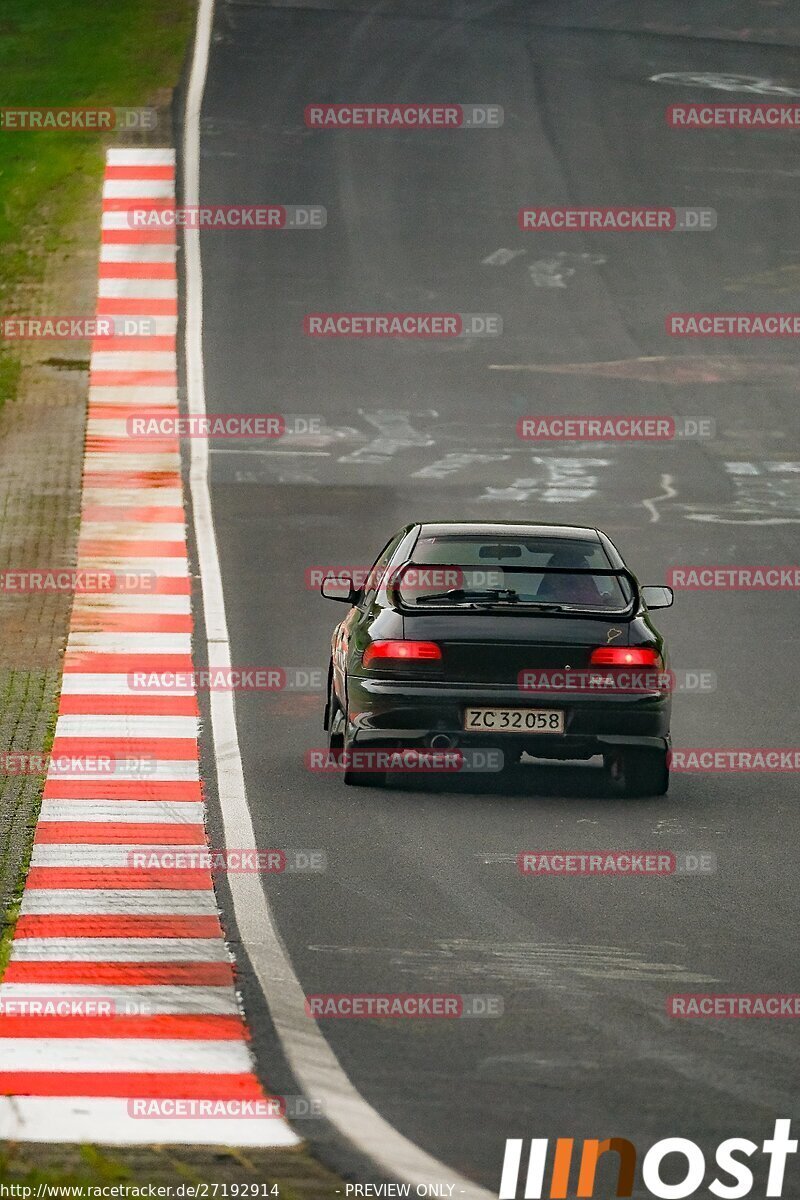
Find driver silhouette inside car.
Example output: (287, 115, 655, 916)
(535, 548, 609, 606)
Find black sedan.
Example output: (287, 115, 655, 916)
(321, 522, 673, 796)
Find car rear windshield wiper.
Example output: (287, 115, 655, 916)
(419, 589, 571, 611)
(421, 587, 521, 604)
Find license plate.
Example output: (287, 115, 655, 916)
(463, 707, 564, 734)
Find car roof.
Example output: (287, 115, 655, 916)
(416, 522, 602, 540)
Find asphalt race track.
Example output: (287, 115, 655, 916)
(186, 0, 800, 1190)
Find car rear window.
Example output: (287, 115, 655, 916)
(413, 536, 611, 568)
(393, 536, 632, 612)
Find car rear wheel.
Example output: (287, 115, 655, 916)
(344, 769, 387, 787)
(343, 743, 387, 788)
(604, 748, 669, 797)
(331, 702, 386, 788)
(327, 700, 345, 752)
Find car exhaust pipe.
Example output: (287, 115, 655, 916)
(429, 733, 456, 749)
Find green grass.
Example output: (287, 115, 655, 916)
(0, 1144, 134, 1189)
(0, 669, 67, 984)
(0, 0, 194, 406)
(0, 897, 20, 979)
(0, 1142, 341, 1195)
(0, 352, 20, 410)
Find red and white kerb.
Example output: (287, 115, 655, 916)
(0, 149, 298, 1147)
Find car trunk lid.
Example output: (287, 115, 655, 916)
(401, 613, 630, 684)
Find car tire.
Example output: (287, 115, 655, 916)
(334, 707, 386, 788)
(328, 694, 385, 786)
(605, 748, 669, 797)
(343, 767, 387, 787)
(328, 699, 345, 752)
(343, 744, 387, 788)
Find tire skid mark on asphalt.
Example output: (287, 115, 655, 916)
(305, 940, 716, 985)
(0, 149, 299, 1149)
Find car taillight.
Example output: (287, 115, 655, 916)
(590, 646, 662, 667)
(362, 640, 442, 667)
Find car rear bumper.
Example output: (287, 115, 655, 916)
(346, 676, 671, 758)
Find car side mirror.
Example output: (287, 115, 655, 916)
(321, 576, 360, 603)
(641, 585, 674, 610)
